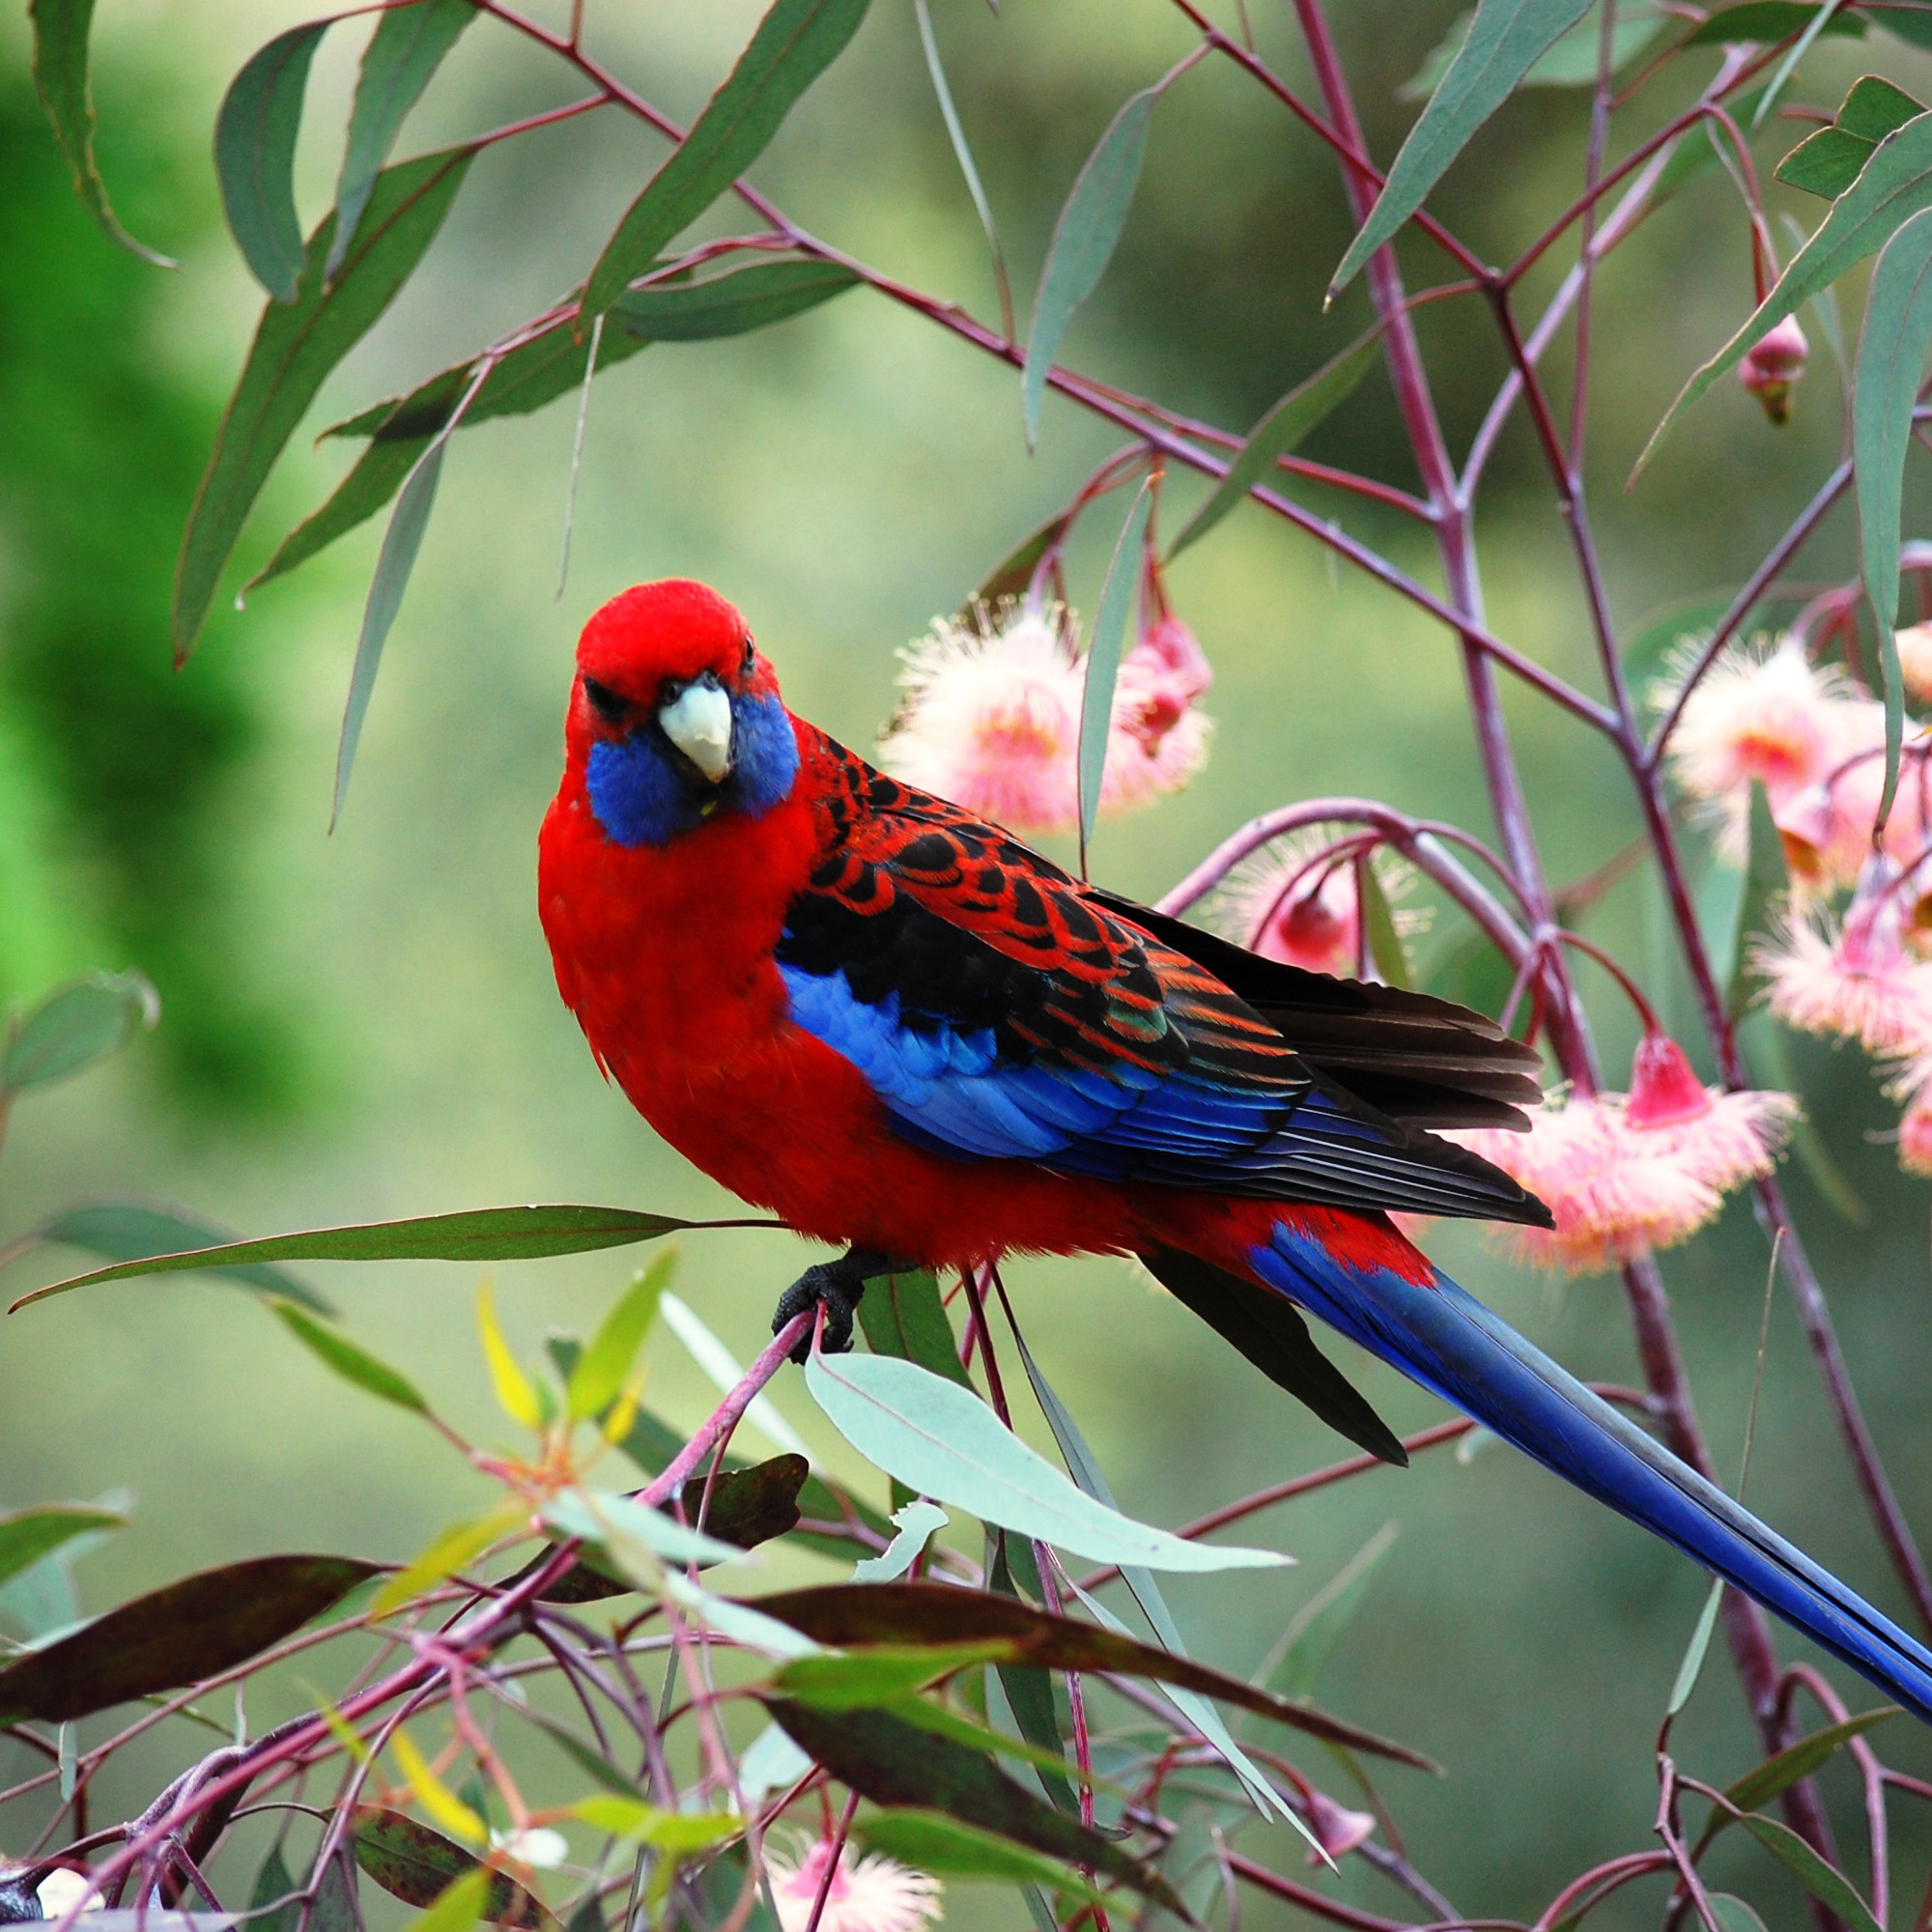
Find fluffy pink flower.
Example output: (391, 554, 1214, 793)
(1214, 829, 1360, 973)
(1773, 711, 1932, 893)
(1662, 638, 1866, 859)
(878, 604, 1210, 834)
(1450, 1038, 1794, 1272)
(1738, 314, 1808, 424)
(765, 1840, 943, 1932)
(1757, 860, 1932, 1054)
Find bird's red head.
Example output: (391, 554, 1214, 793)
(565, 581, 798, 847)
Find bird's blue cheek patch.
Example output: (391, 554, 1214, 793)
(586, 736, 696, 848)
(731, 692, 799, 816)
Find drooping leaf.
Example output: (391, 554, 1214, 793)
(914, 0, 1012, 336)
(1652, 89, 1771, 202)
(1667, 1576, 1725, 1716)
(3, 971, 157, 1094)
(310, 1852, 360, 1932)
(12, 1205, 703, 1311)
(1682, 2, 1866, 43)
(1076, 479, 1153, 867)
(28, 0, 175, 264)
(390, 1733, 487, 1845)
(272, 1301, 430, 1413)
(761, 1697, 1183, 1909)
(1639, 110, 1932, 475)
(1776, 75, 1926, 199)
(1357, 860, 1412, 990)
(1262, 1522, 1400, 1702)
(749, 1581, 1433, 1764)
(860, 1811, 1103, 1901)
(332, 428, 448, 826)
(1854, 202, 1932, 819)
(856, 1268, 972, 1387)
(1403, 1, 1668, 98)
(1023, 85, 1158, 446)
(569, 1253, 675, 1420)
(1330, 0, 1594, 298)
(984, 1534, 1078, 1816)
(1736, 1814, 1883, 1932)
(249, 261, 858, 589)
(215, 21, 331, 301)
(807, 1349, 1286, 1574)
(1698, 1709, 1901, 1849)
(582, 0, 871, 316)
(19, 1205, 331, 1313)
(353, 1808, 554, 1930)
(173, 144, 475, 659)
(329, 0, 476, 280)
(475, 1280, 542, 1431)
(0, 1554, 378, 1723)
(0, 1505, 128, 1594)
(1168, 332, 1381, 557)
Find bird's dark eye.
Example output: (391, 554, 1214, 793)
(582, 677, 629, 724)
(741, 637, 755, 675)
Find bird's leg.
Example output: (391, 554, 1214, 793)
(771, 1247, 908, 1362)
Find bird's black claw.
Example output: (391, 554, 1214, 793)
(771, 1249, 902, 1364)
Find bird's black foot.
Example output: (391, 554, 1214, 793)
(771, 1248, 905, 1363)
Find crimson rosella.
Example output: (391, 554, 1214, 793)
(538, 579, 1932, 1720)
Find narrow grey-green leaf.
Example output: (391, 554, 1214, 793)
(27, 1204, 332, 1312)
(215, 21, 332, 302)
(1261, 1521, 1400, 1702)
(328, 0, 476, 281)
(1168, 332, 1380, 557)
(1075, 479, 1153, 870)
(272, 1301, 429, 1413)
(28, 0, 175, 265)
(1330, 0, 1593, 298)
(1736, 1814, 1883, 1932)
(914, 0, 1012, 338)
(248, 1843, 299, 1932)
(251, 262, 855, 588)
(805, 1348, 1288, 1573)
(1637, 109, 1932, 477)
(1854, 204, 1932, 822)
(1022, 86, 1156, 446)
(582, 0, 871, 316)
(1751, 0, 1852, 129)
(331, 434, 446, 828)
(0, 1505, 128, 1594)
(9, 1205, 705, 1311)
(174, 144, 475, 660)
(1403, 1, 1667, 99)
(3, 971, 157, 1094)
(1667, 1576, 1724, 1715)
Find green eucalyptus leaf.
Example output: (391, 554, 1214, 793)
(28, 0, 175, 264)
(1023, 82, 1160, 446)
(1168, 332, 1380, 557)
(1682, 2, 1866, 43)
(352, 1808, 554, 1930)
(1331, 0, 1593, 298)
(0, 1505, 128, 1595)
(859, 1811, 1103, 1902)
(1736, 1813, 1882, 1932)
(272, 1302, 430, 1414)
(582, 0, 870, 316)
(21, 1204, 331, 1313)
(1076, 479, 1153, 866)
(4, 971, 157, 1094)
(174, 144, 475, 659)
(215, 21, 331, 301)
(856, 1267, 973, 1386)
(329, 0, 476, 280)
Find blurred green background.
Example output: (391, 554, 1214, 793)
(6, 0, 1932, 1922)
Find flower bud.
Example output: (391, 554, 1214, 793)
(1738, 316, 1808, 425)
(1624, 1032, 1714, 1131)
(1303, 1788, 1377, 1864)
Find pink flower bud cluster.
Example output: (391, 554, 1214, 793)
(1208, 828, 1425, 978)
(877, 601, 1212, 835)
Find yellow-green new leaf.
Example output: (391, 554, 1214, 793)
(392, 1730, 488, 1846)
(477, 1282, 542, 1431)
(273, 1300, 430, 1414)
(568, 1252, 675, 1421)
(371, 1504, 530, 1617)
(406, 1865, 489, 1932)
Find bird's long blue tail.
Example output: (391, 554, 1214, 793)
(1250, 1223, 1932, 1722)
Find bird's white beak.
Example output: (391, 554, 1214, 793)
(659, 681, 733, 783)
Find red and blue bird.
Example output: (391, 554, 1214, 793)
(538, 578, 1932, 1722)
